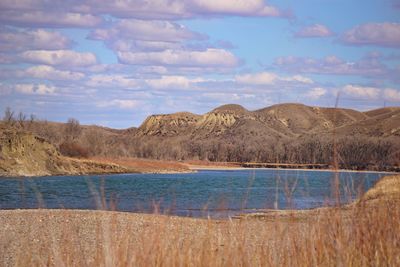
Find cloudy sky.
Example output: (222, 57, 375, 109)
(1, 0, 400, 128)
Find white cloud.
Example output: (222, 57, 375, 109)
(203, 92, 242, 101)
(88, 19, 206, 52)
(15, 83, 56, 95)
(135, 66, 168, 75)
(281, 75, 313, 84)
(235, 71, 313, 85)
(341, 85, 400, 102)
(97, 99, 141, 109)
(341, 23, 400, 47)
(189, 0, 281, 16)
(383, 88, 400, 101)
(236, 72, 277, 85)
(0, 29, 72, 52)
(90, 19, 204, 42)
(305, 87, 327, 99)
(22, 65, 85, 81)
(20, 50, 98, 67)
(146, 75, 205, 89)
(342, 85, 380, 99)
(340, 85, 400, 102)
(203, 92, 256, 101)
(86, 74, 138, 88)
(111, 40, 182, 52)
(74, 0, 284, 19)
(294, 24, 334, 38)
(0, 11, 102, 28)
(146, 76, 190, 89)
(118, 48, 239, 68)
(274, 55, 387, 77)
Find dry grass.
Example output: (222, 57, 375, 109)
(184, 160, 242, 169)
(1, 180, 399, 266)
(90, 157, 191, 173)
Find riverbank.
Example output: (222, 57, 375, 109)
(90, 157, 192, 174)
(1, 127, 396, 177)
(0, 175, 399, 266)
(0, 128, 193, 178)
(186, 164, 397, 174)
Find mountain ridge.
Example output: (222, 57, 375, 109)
(135, 103, 399, 138)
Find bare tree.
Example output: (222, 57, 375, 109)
(29, 114, 36, 124)
(65, 118, 81, 141)
(3, 107, 15, 125)
(17, 111, 27, 129)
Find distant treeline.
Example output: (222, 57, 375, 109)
(2, 108, 400, 171)
(130, 136, 400, 171)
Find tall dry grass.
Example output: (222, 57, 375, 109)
(1, 193, 398, 267)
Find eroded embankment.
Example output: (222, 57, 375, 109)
(0, 128, 191, 177)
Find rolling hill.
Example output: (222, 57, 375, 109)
(135, 103, 397, 139)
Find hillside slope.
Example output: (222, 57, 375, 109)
(129, 104, 400, 167)
(135, 103, 374, 139)
(336, 107, 400, 137)
(0, 127, 127, 177)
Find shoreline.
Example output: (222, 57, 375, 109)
(1, 165, 396, 178)
(187, 165, 398, 174)
(0, 169, 195, 178)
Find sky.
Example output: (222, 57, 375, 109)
(0, 0, 400, 128)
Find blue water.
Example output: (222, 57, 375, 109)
(0, 170, 386, 218)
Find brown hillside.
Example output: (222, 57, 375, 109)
(0, 127, 127, 177)
(137, 112, 201, 137)
(336, 108, 400, 137)
(135, 103, 370, 139)
(255, 103, 367, 135)
(364, 107, 400, 117)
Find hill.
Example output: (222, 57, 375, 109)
(0, 127, 129, 177)
(136, 104, 388, 139)
(131, 103, 399, 169)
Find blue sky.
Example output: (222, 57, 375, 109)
(0, 0, 399, 128)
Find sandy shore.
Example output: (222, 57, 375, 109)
(0, 209, 280, 266)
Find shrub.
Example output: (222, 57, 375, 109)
(59, 141, 89, 158)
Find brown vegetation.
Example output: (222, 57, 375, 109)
(0, 126, 128, 176)
(59, 141, 89, 158)
(0, 125, 192, 176)
(92, 157, 191, 173)
(2, 104, 400, 171)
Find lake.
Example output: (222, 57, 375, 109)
(0, 169, 387, 218)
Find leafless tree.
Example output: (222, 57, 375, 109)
(3, 107, 15, 126)
(17, 112, 27, 129)
(65, 118, 81, 141)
